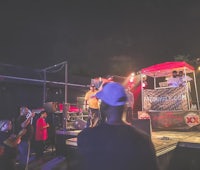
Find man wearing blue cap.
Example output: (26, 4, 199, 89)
(77, 82, 158, 170)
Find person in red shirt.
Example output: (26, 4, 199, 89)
(35, 111, 49, 159)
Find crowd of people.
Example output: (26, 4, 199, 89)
(0, 107, 49, 170)
(0, 80, 158, 170)
(84, 81, 135, 128)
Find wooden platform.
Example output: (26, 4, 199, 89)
(25, 130, 200, 170)
(152, 131, 200, 156)
(64, 130, 200, 156)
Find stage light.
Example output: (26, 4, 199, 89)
(131, 72, 135, 76)
(129, 77, 134, 83)
(141, 74, 147, 88)
(142, 81, 147, 88)
(165, 77, 169, 81)
(142, 75, 147, 80)
(129, 72, 135, 83)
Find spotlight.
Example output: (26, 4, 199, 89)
(131, 72, 135, 76)
(142, 75, 147, 81)
(142, 81, 147, 88)
(129, 72, 135, 83)
(129, 77, 134, 83)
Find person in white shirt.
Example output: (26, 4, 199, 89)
(178, 71, 192, 87)
(167, 70, 180, 87)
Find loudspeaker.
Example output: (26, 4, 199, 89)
(168, 144, 200, 170)
(55, 134, 68, 156)
(53, 112, 64, 129)
(74, 118, 87, 130)
(43, 102, 58, 113)
(132, 119, 151, 137)
(77, 97, 85, 109)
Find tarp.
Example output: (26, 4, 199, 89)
(141, 61, 194, 77)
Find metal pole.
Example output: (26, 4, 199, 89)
(65, 62, 68, 104)
(184, 67, 191, 110)
(193, 71, 200, 110)
(141, 74, 144, 111)
(64, 62, 68, 130)
(154, 76, 156, 89)
(0, 74, 87, 87)
(43, 61, 67, 71)
(43, 70, 47, 104)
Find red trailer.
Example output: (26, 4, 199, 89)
(139, 61, 200, 130)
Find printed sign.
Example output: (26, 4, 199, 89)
(147, 111, 200, 130)
(143, 86, 188, 111)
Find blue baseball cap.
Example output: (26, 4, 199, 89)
(96, 82, 127, 106)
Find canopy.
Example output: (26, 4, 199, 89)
(141, 61, 195, 77)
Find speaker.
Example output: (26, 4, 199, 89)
(168, 143, 200, 170)
(132, 119, 151, 137)
(77, 97, 85, 109)
(53, 112, 64, 129)
(55, 134, 68, 156)
(74, 118, 87, 130)
(43, 102, 58, 113)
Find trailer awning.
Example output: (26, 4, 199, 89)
(141, 61, 194, 77)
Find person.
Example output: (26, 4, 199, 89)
(84, 84, 100, 127)
(178, 70, 192, 87)
(97, 76, 115, 124)
(167, 70, 180, 87)
(125, 86, 134, 123)
(0, 120, 19, 170)
(15, 106, 35, 170)
(77, 82, 158, 170)
(35, 111, 49, 159)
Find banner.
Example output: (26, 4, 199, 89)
(143, 86, 188, 111)
(139, 111, 200, 130)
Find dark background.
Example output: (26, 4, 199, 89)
(1, 0, 200, 119)
(1, 1, 200, 75)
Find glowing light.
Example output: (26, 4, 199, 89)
(142, 75, 147, 80)
(142, 82, 146, 88)
(129, 72, 135, 83)
(142, 74, 147, 88)
(129, 77, 134, 83)
(131, 72, 135, 76)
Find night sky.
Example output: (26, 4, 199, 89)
(1, 0, 200, 77)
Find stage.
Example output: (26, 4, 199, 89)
(64, 129, 200, 170)
(152, 130, 200, 156)
(24, 129, 200, 170)
(62, 129, 200, 155)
